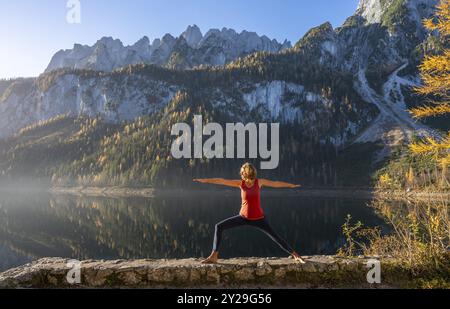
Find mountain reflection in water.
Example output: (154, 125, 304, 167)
(0, 191, 388, 271)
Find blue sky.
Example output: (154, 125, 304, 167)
(0, 0, 360, 79)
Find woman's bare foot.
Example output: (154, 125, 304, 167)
(291, 252, 306, 264)
(201, 251, 219, 264)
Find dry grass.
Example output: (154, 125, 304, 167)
(339, 199, 450, 288)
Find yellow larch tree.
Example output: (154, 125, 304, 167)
(410, 0, 450, 168)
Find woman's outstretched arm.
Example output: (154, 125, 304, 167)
(259, 179, 301, 189)
(194, 178, 241, 188)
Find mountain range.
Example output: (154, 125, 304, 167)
(45, 25, 291, 72)
(0, 0, 445, 188)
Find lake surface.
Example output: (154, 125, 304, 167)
(0, 191, 389, 272)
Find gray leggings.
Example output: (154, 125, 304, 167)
(212, 215, 294, 255)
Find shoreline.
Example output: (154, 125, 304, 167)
(48, 186, 450, 201)
(0, 256, 400, 289)
(4, 255, 446, 289)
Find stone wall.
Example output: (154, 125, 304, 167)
(0, 256, 401, 288)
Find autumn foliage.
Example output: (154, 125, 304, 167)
(410, 0, 450, 168)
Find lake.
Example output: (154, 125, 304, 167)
(0, 191, 389, 272)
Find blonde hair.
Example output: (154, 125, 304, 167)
(240, 163, 257, 181)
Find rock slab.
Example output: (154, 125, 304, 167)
(0, 256, 394, 289)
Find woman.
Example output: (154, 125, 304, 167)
(194, 163, 306, 264)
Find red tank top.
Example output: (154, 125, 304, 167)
(240, 179, 264, 220)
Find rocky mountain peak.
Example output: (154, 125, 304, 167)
(181, 25, 203, 48)
(1, 0, 443, 153)
(45, 26, 290, 72)
(133, 36, 150, 47)
(96, 37, 124, 49)
(356, 0, 439, 26)
(161, 33, 176, 44)
(294, 22, 335, 50)
(131, 36, 150, 51)
(356, 0, 390, 24)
